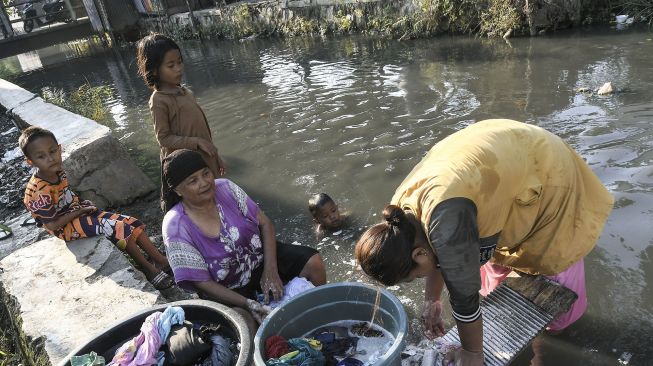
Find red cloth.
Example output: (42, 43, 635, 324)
(265, 335, 290, 360)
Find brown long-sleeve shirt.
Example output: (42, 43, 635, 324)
(149, 86, 220, 176)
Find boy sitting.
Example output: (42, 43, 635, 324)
(19, 126, 173, 290)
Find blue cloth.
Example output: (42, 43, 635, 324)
(205, 335, 233, 366)
(336, 358, 363, 366)
(157, 306, 185, 341)
(265, 338, 325, 366)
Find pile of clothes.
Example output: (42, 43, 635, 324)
(70, 306, 237, 366)
(263, 322, 386, 366)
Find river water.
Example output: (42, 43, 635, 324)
(2, 26, 652, 365)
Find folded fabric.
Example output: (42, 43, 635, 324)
(157, 306, 185, 342)
(201, 334, 233, 366)
(319, 337, 358, 358)
(265, 335, 290, 360)
(165, 321, 211, 366)
(265, 338, 325, 366)
(71, 351, 105, 366)
(109, 312, 162, 366)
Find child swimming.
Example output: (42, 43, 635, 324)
(309, 193, 345, 233)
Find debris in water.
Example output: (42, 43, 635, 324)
(618, 352, 632, 365)
(597, 82, 615, 95)
(351, 322, 383, 337)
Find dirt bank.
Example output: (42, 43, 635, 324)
(0, 113, 30, 222)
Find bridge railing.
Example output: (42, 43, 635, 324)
(1, 0, 87, 38)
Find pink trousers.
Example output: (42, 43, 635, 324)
(479, 259, 588, 331)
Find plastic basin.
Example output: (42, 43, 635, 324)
(58, 300, 252, 366)
(254, 282, 408, 366)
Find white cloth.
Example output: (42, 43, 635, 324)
(262, 277, 315, 309)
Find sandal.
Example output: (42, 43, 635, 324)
(0, 223, 12, 241)
(150, 271, 174, 290)
(20, 217, 36, 226)
(155, 263, 173, 276)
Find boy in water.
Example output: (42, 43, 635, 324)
(308, 193, 345, 233)
(19, 126, 173, 290)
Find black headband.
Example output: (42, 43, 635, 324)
(162, 149, 208, 189)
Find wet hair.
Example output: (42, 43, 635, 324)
(355, 204, 417, 286)
(136, 33, 181, 90)
(161, 149, 208, 211)
(308, 193, 335, 217)
(18, 126, 58, 158)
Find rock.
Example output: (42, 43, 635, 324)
(597, 82, 615, 95)
(576, 87, 592, 93)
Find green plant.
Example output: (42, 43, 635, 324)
(479, 0, 522, 36)
(41, 83, 114, 126)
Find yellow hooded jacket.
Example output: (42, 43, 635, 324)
(392, 119, 614, 275)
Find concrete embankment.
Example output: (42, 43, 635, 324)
(0, 79, 188, 365)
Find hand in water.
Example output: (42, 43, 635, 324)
(422, 299, 446, 338)
(443, 347, 484, 366)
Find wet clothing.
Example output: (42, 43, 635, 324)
(392, 119, 613, 324)
(23, 171, 145, 249)
(480, 259, 588, 331)
(163, 178, 318, 296)
(149, 86, 221, 209)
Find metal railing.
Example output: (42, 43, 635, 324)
(1, 0, 88, 38)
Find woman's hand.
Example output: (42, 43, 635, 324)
(260, 267, 284, 304)
(443, 347, 484, 366)
(196, 139, 218, 157)
(217, 155, 226, 176)
(422, 299, 446, 339)
(246, 299, 272, 324)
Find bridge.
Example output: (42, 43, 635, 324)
(0, 17, 95, 58)
(0, 0, 99, 59)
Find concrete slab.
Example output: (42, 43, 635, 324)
(0, 236, 163, 365)
(0, 78, 37, 111)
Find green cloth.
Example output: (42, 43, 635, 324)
(70, 352, 105, 366)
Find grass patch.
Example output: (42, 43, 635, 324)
(41, 83, 114, 127)
(0, 282, 50, 366)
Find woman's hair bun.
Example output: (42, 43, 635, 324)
(382, 205, 405, 227)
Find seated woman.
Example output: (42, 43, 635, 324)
(161, 149, 327, 326)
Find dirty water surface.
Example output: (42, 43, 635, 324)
(2, 26, 653, 365)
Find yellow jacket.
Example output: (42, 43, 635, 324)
(392, 119, 614, 275)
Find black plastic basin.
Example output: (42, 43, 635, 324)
(57, 300, 252, 366)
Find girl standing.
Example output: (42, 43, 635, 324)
(137, 33, 225, 211)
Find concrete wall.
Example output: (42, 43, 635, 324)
(0, 78, 156, 209)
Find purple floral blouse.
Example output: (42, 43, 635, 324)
(163, 179, 263, 291)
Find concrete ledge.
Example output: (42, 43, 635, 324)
(0, 78, 156, 208)
(0, 78, 37, 111)
(0, 236, 163, 365)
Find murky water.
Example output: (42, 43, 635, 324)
(3, 26, 652, 365)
